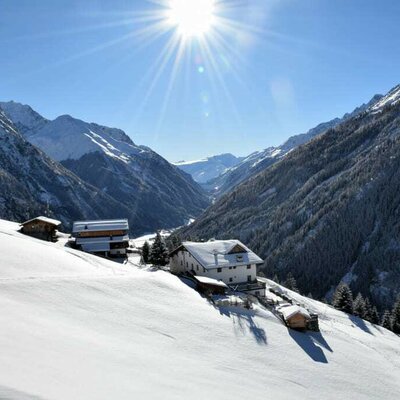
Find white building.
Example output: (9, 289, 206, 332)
(169, 239, 266, 296)
(72, 219, 129, 257)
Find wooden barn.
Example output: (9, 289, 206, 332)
(277, 304, 311, 330)
(193, 275, 228, 295)
(20, 216, 61, 242)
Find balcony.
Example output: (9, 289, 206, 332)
(228, 280, 266, 293)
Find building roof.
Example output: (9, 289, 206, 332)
(194, 276, 228, 288)
(72, 219, 129, 234)
(171, 239, 263, 269)
(22, 216, 61, 227)
(277, 305, 311, 320)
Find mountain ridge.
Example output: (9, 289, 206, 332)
(0, 101, 210, 234)
(0, 107, 131, 229)
(204, 93, 384, 197)
(178, 84, 400, 311)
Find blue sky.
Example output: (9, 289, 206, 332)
(1, 0, 400, 162)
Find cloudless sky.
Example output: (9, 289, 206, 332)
(1, 0, 400, 161)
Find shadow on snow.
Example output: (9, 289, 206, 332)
(288, 329, 332, 363)
(218, 306, 268, 345)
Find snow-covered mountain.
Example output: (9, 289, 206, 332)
(205, 94, 383, 197)
(0, 101, 210, 234)
(0, 219, 399, 400)
(368, 84, 400, 113)
(0, 108, 129, 227)
(180, 84, 400, 311)
(174, 153, 243, 183)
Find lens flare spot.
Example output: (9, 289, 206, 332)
(167, 0, 216, 38)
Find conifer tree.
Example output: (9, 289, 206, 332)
(332, 282, 353, 314)
(149, 232, 169, 267)
(363, 298, 373, 322)
(142, 241, 150, 264)
(381, 310, 393, 331)
(284, 272, 299, 293)
(392, 298, 400, 334)
(370, 306, 380, 325)
(353, 293, 366, 318)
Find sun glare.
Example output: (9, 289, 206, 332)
(167, 0, 216, 38)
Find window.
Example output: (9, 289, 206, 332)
(236, 255, 243, 262)
(186, 262, 188, 268)
(247, 265, 251, 269)
(203, 267, 206, 273)
(191, 263, 194, 269)
(247, 275, 252, 283)
(229, 278, 233, 282)
(229, 266, 232, 270)
(196, 265, 199, 271)
(180, 260, 183, 266)
(233, 266, 236, 269)
(217, 268, 222, 273)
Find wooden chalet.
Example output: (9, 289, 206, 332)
(20, 216, 61, 242)
(72, 219, 130, 257)
(277, 304, 311, 330)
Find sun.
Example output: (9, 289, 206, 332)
(167, 0, 216, 38)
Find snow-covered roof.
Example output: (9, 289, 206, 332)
(277, 305, 310, 320)
(72, 219, 129, 233)
(22, 216, 61, 226)
(194, 276, 228, 288)
(173, 240, 263, 269)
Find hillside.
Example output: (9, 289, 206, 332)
(0, 219, 399, 399)
(179, 85, 400, 310)
(206, 94, 383, 197)
(0, 109, 129, 228)
(0, 101, 210, 234)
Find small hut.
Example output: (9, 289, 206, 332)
(20, 216, 61, 242)
(277, 304, 311, 330)
(193, 276, 228, 295)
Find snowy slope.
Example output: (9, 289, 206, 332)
(0, 219, 399, 400)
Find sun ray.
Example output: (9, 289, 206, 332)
(199, 35, 244, 128)
(155, 34, 188, 134)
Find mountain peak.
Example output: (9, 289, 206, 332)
(368, 84, 400, 114)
